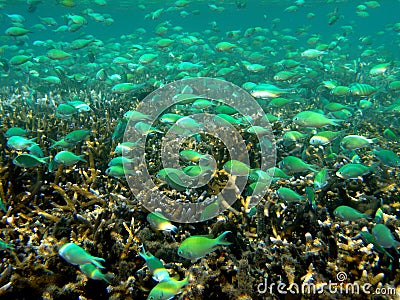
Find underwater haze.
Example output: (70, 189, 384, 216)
(0, 0, 400, 299)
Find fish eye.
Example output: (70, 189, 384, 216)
(177, 249, 182, 255)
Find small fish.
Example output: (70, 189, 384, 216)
(105, 165, 136, 178)
(79, 263, 112, 284)
(313, 168, 329, 190)
(59, 243, 105, 268)
(0, 239, 14, 250)
(223, 160, 250, 176)
(336, 163, 373, 180)
(372, 224, 400, 249)
(13, 154, 48, 168)
(147, 277, 189, 300)
(64, 129, 90, 144)
(147, 212, 177, 232)
(178, 231, 232, 261)
(139, 246, 170, 282)
(277, 187, 305, 202)
(54, 151, 86, 166)
(293, 111, 341, 128)
(7, 136, 37, 151)
(373, 149, 400, 167)
(333, 205, 370, 220)
(279, 156, 318, 173)
(373, 208, 384, 223)
(357, 231, 393, 260)
(340, 135, 375, 150)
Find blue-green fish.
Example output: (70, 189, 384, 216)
(147, 277, 189, 300)
(59, 243, 105, 268)
(139, 246, 170, 282)
(79, 263, 112, 284)
(178, 231, 232, 261)
(147, 212, 177, 232)
(372, 224, 400, 249)
(333, 206, 370, 221)
(54, 151, 86, 166)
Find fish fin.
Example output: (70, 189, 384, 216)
(91, 257, 105, 269)
(216, 231, 232, 246)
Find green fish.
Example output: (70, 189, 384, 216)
(293, 111, 341, 128)
(6, 136, 37, 151)
(64, 129, 90, 144)
(277, 187, 305, 202)
(156, 168, 190, 191)
(178, 231, 232, 261)
(282, 131, 307, 144)
(0, 239, 14, 250)
(313, 168, 329, 190)
(5, 26, 31, 36)
(79, 263, 112, 284)
(373, 149, 400, 167)
(159, 113, 183, 124)
(383, 129, 398, 141)
(13, 154, 48, 168)
(49, 138, 75, 149)
(372, 224, 400, 249)
(349, 83, 377, 97)
(27, 144, 44, 158)
(114, 141, 142, 155)
(373, 208, 383, 223)
(305, 187, 317, 210)
(179, 150, 205, 163)
(56, 104, 78, 117)
(108, 156, 135, 168)
(47, 49, 73, 60)
(139, 246, 170, 282)
(175, 116, 202, 132)
(54, 151, 86, 166)
(105, 165, 135, 178)
(279, 156, 318, 173)
(112, 83, 145, 94)
(214, 105, 238, 115)
(112, 119, 127, 141)
(340, 135, 375, 150)
(147, 212, 177, 232)
(246, 126, 270, 136)
(0, 197, 7, 213)
(330, 86, 350, 96)
(268, 167, 292, 179)
(333, 205, 370, 220)
(309, 130, 343, 146)
(123, 110, 151, 121)
(223, 160, 250, 176)
(59, 243, 105, 268)
(357, 231, 393, 260)
(4, 127, 28, 138)
(336, 163, 373, 180)
(213, 114, 242, 125)
(147, 277, 189, 300)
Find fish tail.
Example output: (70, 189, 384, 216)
(91, 256, 105, 269)
(330, 119, 344, 126)
(216, 231, 232, 245)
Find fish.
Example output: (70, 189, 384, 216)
(59, 243, 105, 269)
(54, 151, 86, 166)
(13, 154, 48, 168)
(139, 246, 170, 282)
(293, 111, 342, 128)
(147, 212, 177, 232)
(147, 277, 189, 300)
(372, 224, 400, 249)
(178, 231, 232, 261)
(79, 263, 112, 284)
(333, 206, 370, 221)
